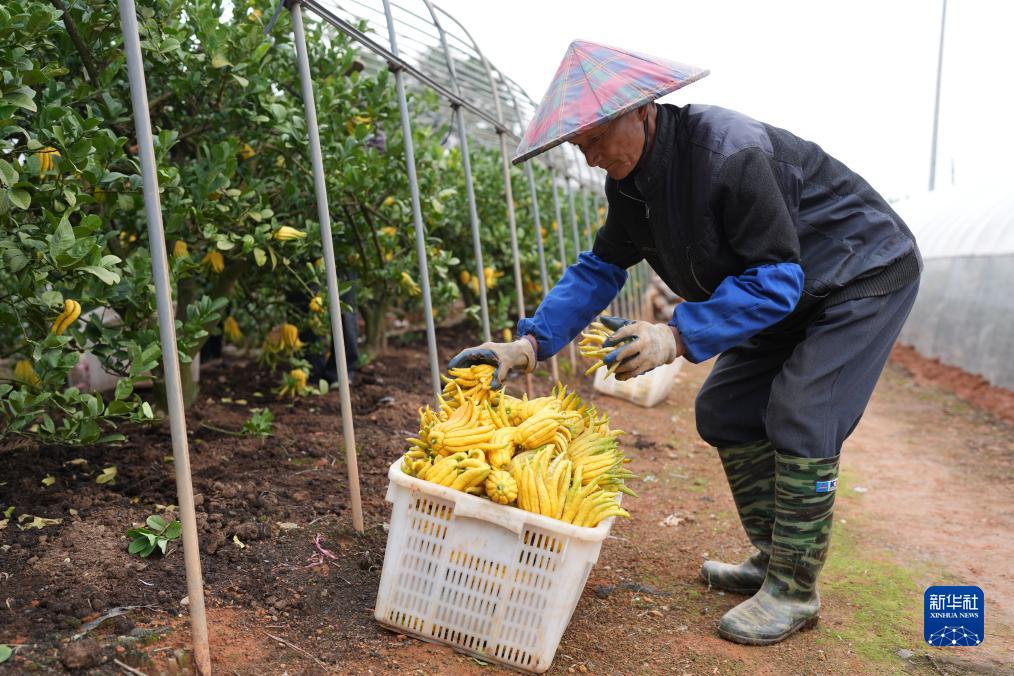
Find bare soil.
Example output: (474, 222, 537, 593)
(891, 344, 1014, 425)
(1, 327, 1011, 674)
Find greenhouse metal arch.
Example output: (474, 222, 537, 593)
(113, 0, 654, 670)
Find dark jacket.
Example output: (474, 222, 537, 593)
(593, 103, 921, 312)
(518, 103, 921, 363)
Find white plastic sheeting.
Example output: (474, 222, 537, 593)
(893, 185, 1014, 389)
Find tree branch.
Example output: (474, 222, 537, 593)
(339, 203, 374, 271)
(356, 201, 387, 269)
(50, 0, 101, 84)
(148, 91, 175, 114)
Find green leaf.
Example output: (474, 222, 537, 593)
(3, 246, 28, 273)
(8, 188, 30, 210)
(128, 536, 149, 555)
(79, 419, 100, 444)
(146, 514, 168, 531)
(107, 400, 130, 415)
(253, 247, 266, 267)
(141, 402, 154, 419)
(0, 159, 17, 187)
(5, 88, 37, 112)
(41, 475, 55, 487)
(81, 265, 120, 285)
(51, 218, 75, 255)
(115, 379, 133, 401)
(0, 644, 11, 662)
(211, 54, 231, 69)
(164, 521, 182, 540)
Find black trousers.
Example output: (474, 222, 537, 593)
(695, 279, 920, 458)
(287, 286, 360, 381)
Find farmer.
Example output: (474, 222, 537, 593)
(448, 41, 921, 645)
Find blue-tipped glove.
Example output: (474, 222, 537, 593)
(600, 315, 685, 381)
(447, 337, 537, 390)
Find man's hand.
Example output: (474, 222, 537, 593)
(600, 315, 685, 381)
(447, 337, 537, 389)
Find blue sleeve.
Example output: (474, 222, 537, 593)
(673, 262, 804, 363)
(517, 251, 626, 360)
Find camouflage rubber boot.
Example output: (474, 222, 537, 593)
(700, 440, 775, 594)
(717, 451, 840, 645)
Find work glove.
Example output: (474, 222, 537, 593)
(447, 336, 537, 390)
(600, 315, 685, 381)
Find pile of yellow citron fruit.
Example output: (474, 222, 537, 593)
(401, 365, 633, 528)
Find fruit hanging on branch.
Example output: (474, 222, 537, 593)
(201, 251, 225, 274)
(273, 226, 306, 241)
(35, 146, 60, 174)
(14, 360, 40, 386)
(50, 299, 81, 336)
(223, 316, 243, 343)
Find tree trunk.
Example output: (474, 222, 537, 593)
(361, 297, 389, 357)
(177, 355, 199, 408)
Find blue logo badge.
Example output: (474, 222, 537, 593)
(924, 586, 984, 646)
(815, 478, 837, 493)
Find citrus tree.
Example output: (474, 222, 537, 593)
(0, 0, 459, 442)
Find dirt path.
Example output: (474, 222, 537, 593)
(339, 356, 1014, 675)
(2, 335, 1011, 674)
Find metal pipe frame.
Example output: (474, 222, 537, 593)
(501, 76, 557, 383)
(565, 176, 583, 273)
(465, 29, 531, 394)
(302, 1, 602, 395)
(420, 0, 490, 342)
(522, 160, 556, 382)
(301, 0, 513, 138)
(549, 167, 578, 370)
(291, 2, 365, 532)
(380, 0, 442, 401)
(581, 186, 594, 252)
(117, 1, 210, 672)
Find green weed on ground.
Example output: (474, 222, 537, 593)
(818, 468, 928, 667)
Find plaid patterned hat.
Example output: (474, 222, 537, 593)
(513, 40, 709, 164)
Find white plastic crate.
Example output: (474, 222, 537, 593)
(375, 459, 619, 673)
(592, 357, 683, 408)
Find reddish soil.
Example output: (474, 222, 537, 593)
(892, 344, 1014, 425)
(1, 328, 1011, 674)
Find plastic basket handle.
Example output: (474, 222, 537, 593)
(453, 496, 528, 535)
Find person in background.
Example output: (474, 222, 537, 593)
(449, 41, 920, 645)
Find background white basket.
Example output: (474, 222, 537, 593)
(592, 357, 684, 408)
(375, 459, 619, 673)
